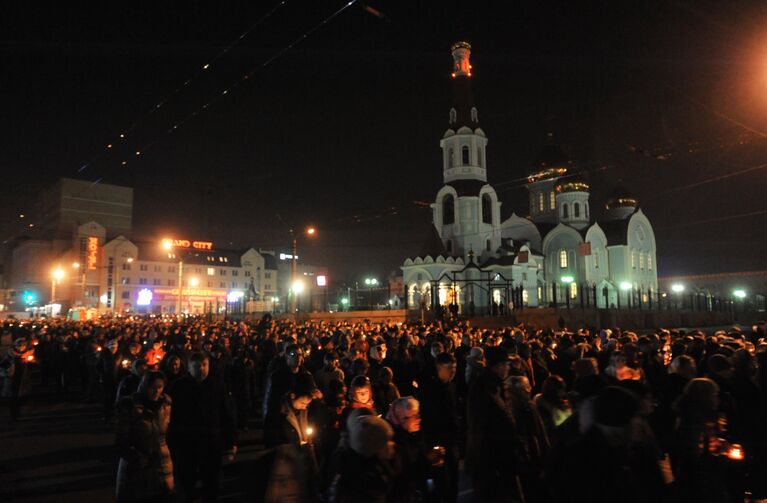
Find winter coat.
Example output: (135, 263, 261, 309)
(264, 396, 310, 448)
(465, 369, 519, 477)
(0, 348, 31, 399)
(167, 375, 236, 451)
(387, 424, 433, 503)
(333, 447, 391, 503)
(115, 393, 174, 502)
(418, 376, 459, 449)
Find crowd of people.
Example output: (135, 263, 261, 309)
(2, 314, 767, 502)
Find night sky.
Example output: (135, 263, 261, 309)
(3, 1, 767, 284)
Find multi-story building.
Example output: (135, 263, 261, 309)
(38, 178, 133, 239)
(5, 178, 287, 315)
(51, 231, 279, 315)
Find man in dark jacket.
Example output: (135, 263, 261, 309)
(418, 352, 460, 503)
(465, 346, 524, 503)
(168, 352, 236, 503)
(263, 344, 310, 419)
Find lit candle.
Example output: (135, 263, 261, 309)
(726, 444, 744, 461)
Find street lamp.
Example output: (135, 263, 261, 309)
(289, 226, 317, 314)
(733, 289, 746, 299)
(292, 280, 305, 312)
(620, 281, 632, 309)
(671, 283, 685, 309)
(161, 238, 184, 315)
(364, 277, 378, 307)
(51, 267, 65, 304)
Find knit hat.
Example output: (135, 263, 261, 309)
(291, 373, 319, 398)
(485, 346, 509, 367)
(707, 354, 733, 374)
(468, 347, 484, 361)
(594, 386, 638, 427)
(349, 415, 393, 459)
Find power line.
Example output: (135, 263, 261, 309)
(77, 1, 289, 177)
(96, 0, 361, 181)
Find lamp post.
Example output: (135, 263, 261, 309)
(292, 279, 305, 313)
(560, 276, 574, 310)
(51, 267, 65, 304)
(289, 226, 316, 314)
(161, 239, 184, 315)
(733, 289, 746, 316)
(671, 283, 685, 310)
(364, 277, 378, 308)
(620, 282, 632, 309)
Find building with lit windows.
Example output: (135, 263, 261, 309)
(402, 42, 658, 313)
(4, 178, 281, 315)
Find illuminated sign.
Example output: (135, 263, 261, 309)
(316, 275, 327, 287)
(227, 290, 244, 302)
(279, 253, 298, 260)
(155, 288, 221, 297)
(87, 237, 99, 270)
(164, 239, 213, 251)
(136, 288, 153, 306)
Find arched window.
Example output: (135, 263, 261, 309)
(559, 250, 568, 268)
(549, 191, 555, 209)
(470, 107, 478, 122)
(562, 204, 569, 219)
(570, 282, 577, 299)
(538, 193, 544, 212)
(449, 108, 457, 123)
(442, 194, 455, 225)
(482, 193, 492, 223)
(486, 239, 492, 251)
(574, 202, 580, 218)
(462, 145, 470, 165)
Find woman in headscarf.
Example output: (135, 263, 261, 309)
(115, 370, 174, 503)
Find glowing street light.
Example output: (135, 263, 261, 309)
(671, 283, 685, 293)
(51, 267, 65, 304)
(290, 226, 317, 314)
(733, 289, 747, 299)
(162, 239, 173, 251)
(292, 280, 305, 295)
(364, 277, 378, 307)
(619, 281, 632, 291)
(189, 277, 199, 287)
(560, 276, 574, 284)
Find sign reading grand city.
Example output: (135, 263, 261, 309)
(163, 238, 214, 251)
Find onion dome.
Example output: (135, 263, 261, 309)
(555, 174, 590, 194)
(527, 144, 571, 184)
(605, 185, 638, 210)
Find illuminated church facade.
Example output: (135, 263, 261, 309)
(402, 42, 658, 312)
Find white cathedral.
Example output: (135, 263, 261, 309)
(402, 42, 658, 313)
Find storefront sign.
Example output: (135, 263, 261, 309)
(87, 236, 99, 270)
(168, 239, 213, 250)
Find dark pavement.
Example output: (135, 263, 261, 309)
(0, 381, 269, 502)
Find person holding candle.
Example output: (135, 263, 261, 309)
(0, 337, 33, 421)
(263, 372, 319, 449)
(115, 370, 174, 503)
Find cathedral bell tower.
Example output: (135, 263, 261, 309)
(432, 42, 501, 260)
(440, 42, 488, 184)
